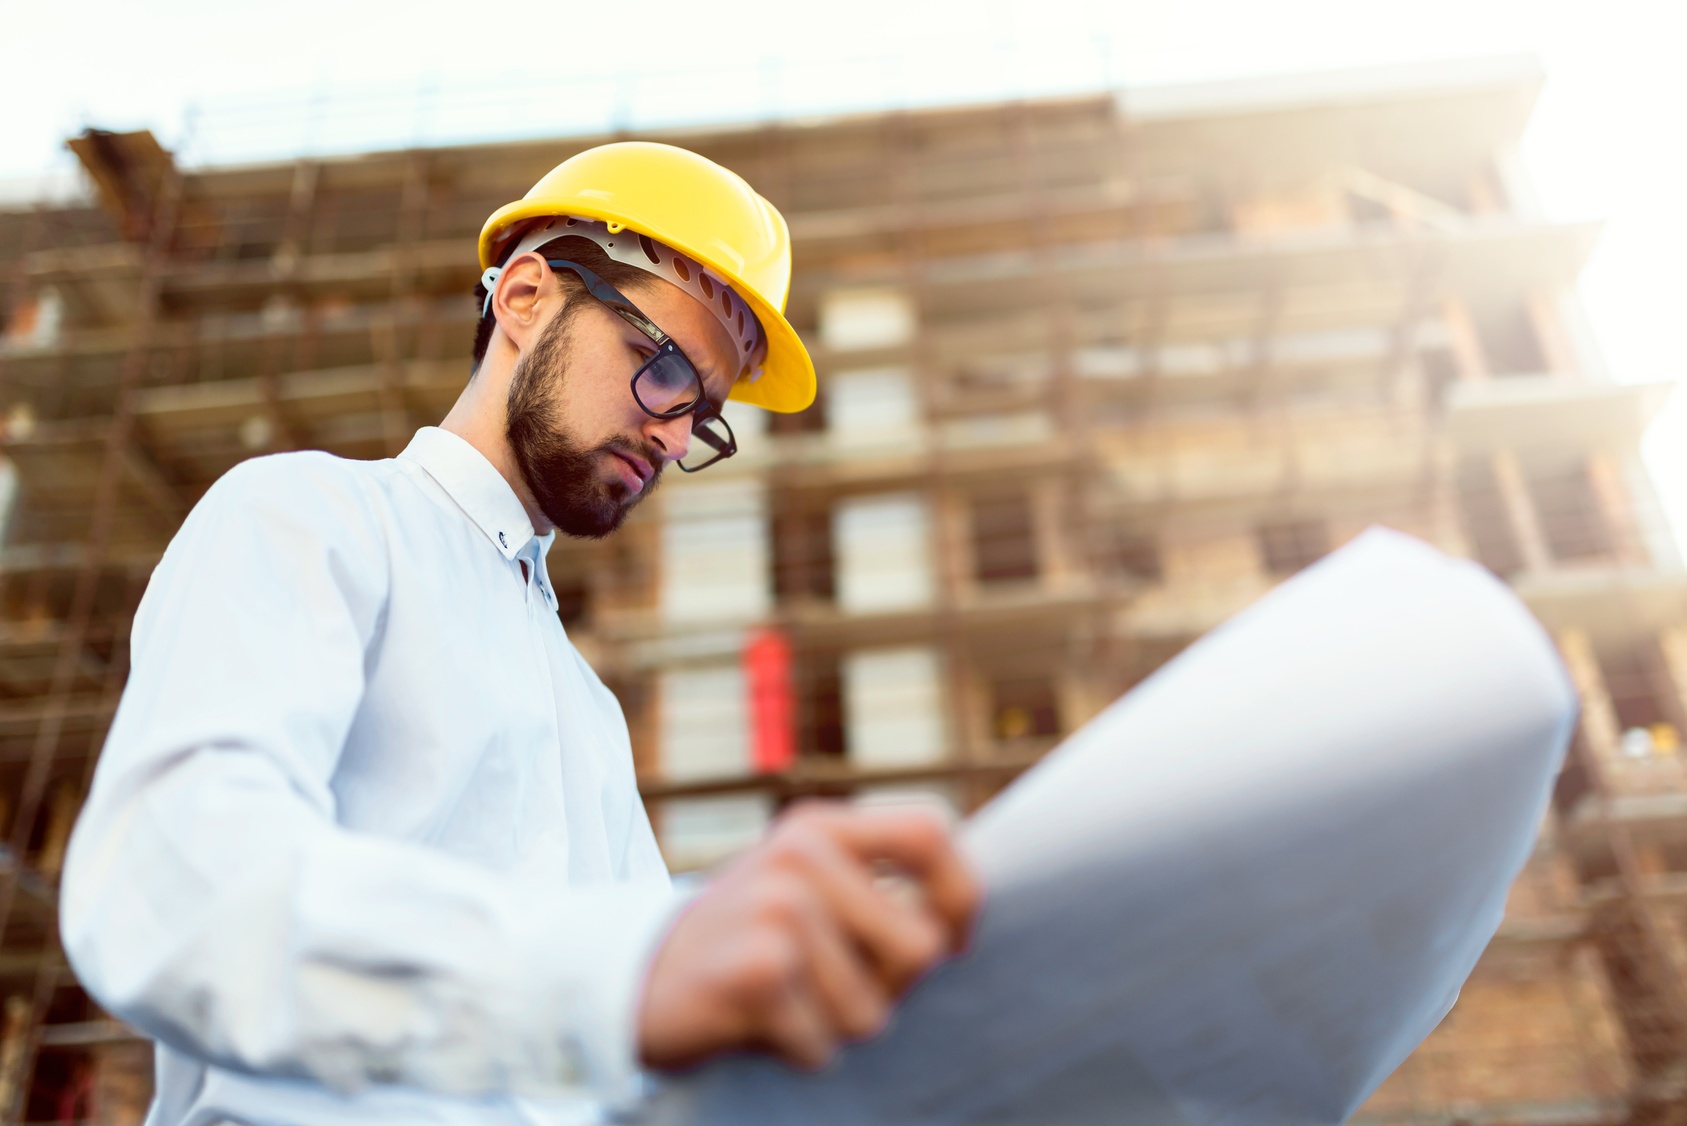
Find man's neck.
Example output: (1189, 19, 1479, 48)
(439, 366, 555, 535)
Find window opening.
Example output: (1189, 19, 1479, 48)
(1256, 519, 1330, 577)
(1524, 459, 1614, 564)
(990, 675, 1061, 742)
(1473, 301, 1547, 377)
(772, 505, 835, 603)
(1457, 459, 1525, 577)
(1600, 641, 1683, 757)
(972, 491, 1039, 584)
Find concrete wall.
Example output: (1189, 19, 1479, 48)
(656, 663, 770, 871)
(833, 492, 935, 613)
(659, 478, 769, 625)
(843, 646, 948, 768)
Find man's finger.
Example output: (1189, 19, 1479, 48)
(759, 974, 837, 1070)
(776, 825, 949, 993)
(816, 808, 982, 949)
(787, 880, 893, 1040)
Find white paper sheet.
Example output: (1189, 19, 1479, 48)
(631, 528, 1577, 1125)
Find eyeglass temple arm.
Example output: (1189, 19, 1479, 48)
(692, 422, 733, 454)
(546, 259, 669, 345)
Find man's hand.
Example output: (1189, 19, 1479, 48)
(637, 801, 980, 1071)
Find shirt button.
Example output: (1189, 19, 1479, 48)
(498, 531, 508, 548)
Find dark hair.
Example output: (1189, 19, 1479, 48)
(470, 233, 656, 374)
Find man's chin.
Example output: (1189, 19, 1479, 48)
(549, 511, 624, 540)
(543, 488, 639, 540)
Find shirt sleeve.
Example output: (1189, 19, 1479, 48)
(59, 453, 680, 1102)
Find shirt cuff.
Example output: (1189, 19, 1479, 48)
(509, 881, 691, 1104)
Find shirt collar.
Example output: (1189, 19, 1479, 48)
(400, 427, 538, 562)
(518, 535, 562, 613)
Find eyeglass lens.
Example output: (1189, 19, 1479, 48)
(634, 350, 703, 417)
(678, 415, 734, 473)
(626, 335, 735, 472)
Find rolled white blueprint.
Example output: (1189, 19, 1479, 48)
(635, 527, 1577, 1126)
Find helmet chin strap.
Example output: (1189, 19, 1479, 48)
(481, 217, 768, 383)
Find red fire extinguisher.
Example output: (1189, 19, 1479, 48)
(744, 628, 795, 773)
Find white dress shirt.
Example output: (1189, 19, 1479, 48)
(61, 426, 678, 1126)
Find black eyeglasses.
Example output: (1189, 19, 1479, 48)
(545, 259, 737, 473)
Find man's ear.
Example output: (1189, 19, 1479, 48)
(490, 252, 552, 353)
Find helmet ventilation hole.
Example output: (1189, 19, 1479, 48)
(503, 216, 768, 379)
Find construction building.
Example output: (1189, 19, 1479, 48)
(0, 54, 1683, 1125)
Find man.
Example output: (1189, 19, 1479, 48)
(60, 141, 979, 1125)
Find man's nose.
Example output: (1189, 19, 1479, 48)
(644, 413, 694, 464)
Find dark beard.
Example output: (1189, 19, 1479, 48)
(505, 307, 662, 539)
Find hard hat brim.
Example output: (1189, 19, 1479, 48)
(480, 199, 816, 415)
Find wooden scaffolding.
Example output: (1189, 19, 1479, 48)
(0, 58, 1683, 1123)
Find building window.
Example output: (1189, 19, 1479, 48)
(769, 394, 827, 435)
(1346, 190, 1394, 227)
(971, 491, 1039, 584)
(1457, 459, 1526, 577)
(1418, 348, 1460, 412)
(1256, 519, 1330, 576)
(1552, 731, 1593, 816)
(1524, 458, 1614, 564)
(1472, 300, 1547, 377)
(1392, 170, 1470, 214)
(1600, 642, 1684, 757)
(772, 505, 835, 603)
(553, 578, 589, 628)
(2, 288, 63, 349)
(798, 658, 845, 760)
(608, 676, 656, 778)
(990, 675, 1061, 742)
(1097, 526, 1162, 583)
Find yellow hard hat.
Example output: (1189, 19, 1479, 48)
(479, 141, 815, 414)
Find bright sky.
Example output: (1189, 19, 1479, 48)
(1, 0, 1683, 542)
